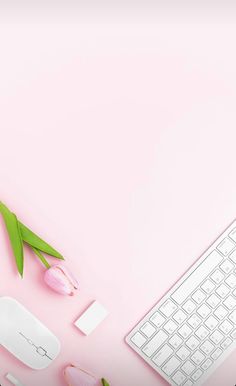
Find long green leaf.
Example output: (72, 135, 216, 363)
(0, 202, 24, 276)
(101, 379, 110, 386)
(19, 222, 64, 260)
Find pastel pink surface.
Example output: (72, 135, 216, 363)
(0, 8, 236, 386)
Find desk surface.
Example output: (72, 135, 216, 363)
(0, 10, 236, 386)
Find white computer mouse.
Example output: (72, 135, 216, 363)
(0, 297, 61, 370)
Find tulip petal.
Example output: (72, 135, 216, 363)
(44, 264, 78, 296)
(64, 365, 100, 386)
(56, 264, 79, 289)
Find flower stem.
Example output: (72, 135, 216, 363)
(32, 247, 51, 269)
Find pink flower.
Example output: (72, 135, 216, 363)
(44, 264, 79, 296)
(63, 365, 100, 386)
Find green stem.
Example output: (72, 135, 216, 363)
(32, 247, 51, 269)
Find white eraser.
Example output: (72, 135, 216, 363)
(74, 301, 109, 335)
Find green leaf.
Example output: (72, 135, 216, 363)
(32, 247, 51, 269)
(19, 222, 64, 260)
(0, 202, 24, 276)
(101, 379, 110, 386)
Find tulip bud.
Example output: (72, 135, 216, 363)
(63, 365, 100, 386)
(44, 264, 78, 296)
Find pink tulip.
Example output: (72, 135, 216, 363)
(44, 264, 79, 296)
(63, 365, 100, 386)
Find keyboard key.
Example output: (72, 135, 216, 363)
(191, 369, 203, 381)
(164, 320, 178, 334)
(162, 356, 181, 376)
(195, 326, 209, 340)
(219, 320, 233, 334)
(223, 295, 236, 310)
(221, 337, 232, 350)
(201, 279, 215, 294)
(214, 305, 228, 320)
(176, 346, 190, 361)
(183, 300, 196, 314)
(197, 304, 211, 318)
(142, 331, 168, 357)
(192, 289, 206, 304)
(160, 300, 177, 317)
(131, 332, 146, 348)
(229, 249, 236, 263)
(181, 360, 195, 376)
(207, 294, 220, 308)
(186, 336, 200, 350)
(191, 350, 205, 365)
(210, 330, 224, 345)
(169, 334, 183, 349)
(171, 251, 223, 305)
(211, 348, 222, 360)
(225, 273, 236, 288)
(229, 310, 236, 324)
(150, 312, 165, 327)
(220, 260, 234, 274)
(205, 315, 218, 330)
(231, 329, 236, 339)
(216, 283, 230, 298)
(229, 228, 236, 243)
(188, 314, 201, 329)
(140, 322, 156, 338)
(217, 238, 235, 256)
(211, 269, 224, 284)
(173, 310, 187, 324)
(152, 344, 173, 366)
(178, 324, 192, 338)
(172, 370, 186, 386)
(200, 340, 214, 355)
(202, 358, 213, 370)
(183, 381, 193, 386)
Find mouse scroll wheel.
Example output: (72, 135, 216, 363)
(36, 347, 47, 356)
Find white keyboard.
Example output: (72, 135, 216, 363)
(126, 221, 236, 386)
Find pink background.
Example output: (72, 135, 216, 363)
(1, 5, 236, 386)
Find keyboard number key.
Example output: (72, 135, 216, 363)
(150, 312, 165, 327)
(214, 305, 228, 320)
(152, 344, 173, 367)
(192, 289, 206, 304)
(217, 238, 235, 256)
(211, 270, 224, 284)
(181, 360, 195, 376)
(210, 330, 224, 345)
(216, 284, 230, 298)
(140, 322, 156, 338)
(223, 295, 236, 310)
(186, 336, 200, 350)
(221, 337, 232, 349)
(164, 320, 178, 334)
(173, 310, 187, 324)
(178, 324, 192, 338)
(225, 273, 236, 288)
(191, 350, 205, 365)
(207, 294, 220, 308)
(195, 325, 209, 340)
(188, 314, 201, 329)
(172, 370, 186, 386)
(200, 340, 214, 355)
(131, 332, 146, 348)
(202, 358, 213, 370)
(219, 320, 233, 334)
(197, 304, 211, 318)
(205, 315, 218, 330)
(169, 334, 183, 349)
(162, 356, 181, 376)
(191, 369, 203, 381)
(211, 348, 222, 360)
(176, 346, 190, 361)
(220, 260, 234, 274)
(201, 279, 215, 294)
(159, 300, 177, 317)
(183, 300, 196, 314)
